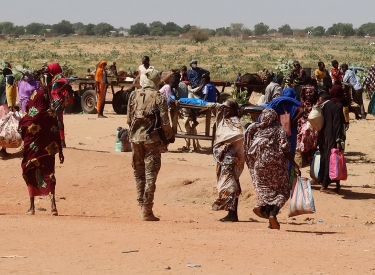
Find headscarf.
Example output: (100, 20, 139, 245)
(18, 71, 41, 113)
(95, 60, 107, 83)
(300, 85, 317, 112)
(330, 84, 344, 103)
(213, 99, 244, 160)
(142, 68, 160, 89)
(244, 108, 288, 164)
(47, 63, 62, 77)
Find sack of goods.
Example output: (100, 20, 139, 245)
(308, 105, 324, 131)
(310, 151, 320, 180)
(0, 112, 22, 148)
(115, 127, 132, 152)
(289, 177, 316, 217)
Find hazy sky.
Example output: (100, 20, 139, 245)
(3, 0, 374, 30)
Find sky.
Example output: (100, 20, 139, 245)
(3, 0, 374, 30)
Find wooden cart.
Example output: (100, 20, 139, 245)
(66, 77, 136, 114)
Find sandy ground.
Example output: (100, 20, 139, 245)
(1, 92, 375, 275)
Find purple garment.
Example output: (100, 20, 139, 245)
(17, 74, 41, 113)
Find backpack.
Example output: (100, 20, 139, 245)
(129, 88, 158, 129)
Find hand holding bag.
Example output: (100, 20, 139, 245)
(0, 111, 22, 148)
(329, 148, 347, 181)
(289, 177, 316, 217)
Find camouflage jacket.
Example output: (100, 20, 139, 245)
(127, 87, 174, 143)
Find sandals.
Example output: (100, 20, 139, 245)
(51, 209, 58, 216)
(0, 150, 11, 158)
(253, 207, 269, 219)
(269, 216, 280, 230)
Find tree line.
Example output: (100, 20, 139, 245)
(1, 20, 375, 38)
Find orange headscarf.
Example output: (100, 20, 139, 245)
(95, 60, 107, 83)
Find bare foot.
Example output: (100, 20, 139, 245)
(26, 208, 35, 215)
(51, 209, 58, 216)
(98, 115, 108, 118)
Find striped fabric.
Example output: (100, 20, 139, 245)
(289, 177, 316, 217)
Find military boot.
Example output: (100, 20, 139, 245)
(140, 203, 160, 221)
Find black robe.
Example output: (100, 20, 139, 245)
(317, 100, 346, 188)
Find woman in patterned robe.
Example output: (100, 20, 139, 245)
(210, 99, 245, 222)
(19, 89, 65, 216)
(244, 108, 300, 229)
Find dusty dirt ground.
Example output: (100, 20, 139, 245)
(1, 92, 375, 275)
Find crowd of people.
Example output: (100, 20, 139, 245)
(1, 57, 374, 230)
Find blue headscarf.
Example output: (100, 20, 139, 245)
(266, 88, 301, 186)
(266, 88, 301, 119)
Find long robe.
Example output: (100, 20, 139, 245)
(317, 100, 345, 188)
(19, 89, 62, 197)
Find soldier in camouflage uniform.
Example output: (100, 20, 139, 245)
(127, 68, 175, 221)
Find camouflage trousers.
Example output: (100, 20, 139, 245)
(131, 142, 161, 205)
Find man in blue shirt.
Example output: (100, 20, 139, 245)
(187, 60, 210, 88)
(201, 74, 219, 102)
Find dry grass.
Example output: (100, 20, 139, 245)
(1, 35, 374, 79)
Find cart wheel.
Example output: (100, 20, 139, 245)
(112, 90, 130, 114)
(81, 90, 97, 114)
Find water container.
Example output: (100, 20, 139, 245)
(115, 127, 122, 152)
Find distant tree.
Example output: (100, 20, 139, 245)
(313, 26, 326, 36)
(0, 22, 15, 34)
(356, 27, 366, 37)
(181, 24, 192, 33)
(26, 23, 45, 35)
(340, 23, 355, 36)
(150, 27, 164, 36)
(13, 26, 25, 36)
(93, 22, 115, 36)
(254, 22, 269, 36)
(242, 28, 253, 36)
(164, 22, 181, 34)
(189, 27, 209, 43)
(77, 28, 87, 37)
(52, 20, 75, 35)
(268, 28, 277, 34)
(85, 24, 96, 36)
(166, 31, 180, 37)
(230, 23, 244, 38)
(358, 22, 375, 36)
(149, 21, 165, 34)
(129, 23, 149, 36)
(326, 24, 339, 35)
(278, 24, 293, 35)
(72, 22, 85, 31)
(326, 23, 354, 36)
(208, 29, 216, 36)
(215, 27, 230, 36)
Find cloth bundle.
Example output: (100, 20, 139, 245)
(329, 148, 347, 181)
(308, 105, 324, 131)
(0, 111, 22, 148)
(289, 177, 316, 217)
